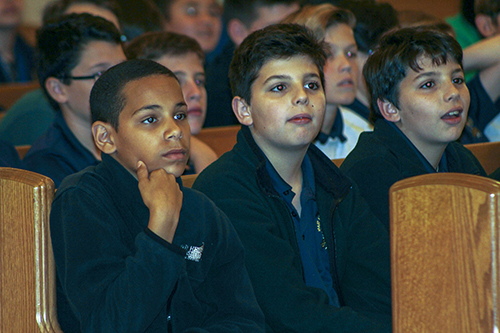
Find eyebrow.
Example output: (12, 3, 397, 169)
(413, 67, 463, 81)
(263, 72, 320, 85)
(131, 102, 187, 117)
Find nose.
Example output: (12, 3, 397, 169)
(185, 79, 202, 102)
(164, 119, 183, 141)
(294, 87, 309, 105)
(338, 53, 352, 73)
(444, 81, 461, 102)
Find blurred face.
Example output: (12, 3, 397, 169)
(60, 41, 126, 123)
(164, 0, 222, 53)
(248, 3, 300, 32)
(156, 52, 207, 135)
(0, 0, 22, 29)
(64, 3, 120, 30)
(245, 56, 325, 155)
(109, 75, 191, 178)
(391, 56, 470, 154)
(323, 23, 358, 107)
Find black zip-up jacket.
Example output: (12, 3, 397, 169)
(341, 119, 487, 232)
(50, 153, 265, 332)
(193, 126, 392, 332)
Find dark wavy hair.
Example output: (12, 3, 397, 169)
(229, 23, 328, 104)
(363, 26, 463, 121)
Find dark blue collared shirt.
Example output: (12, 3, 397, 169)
(265, 155, 339, 306)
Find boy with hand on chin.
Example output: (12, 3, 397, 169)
(340, 27, 487, 231)
(193, 24, 391, 332)
(50, 59, 264, 332)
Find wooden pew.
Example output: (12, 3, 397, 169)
(195, 125, 240, 157)
(390, 173, 500, 332)
(0, 167, 62, 332)
(0, 81, 40, 112)
(465, 141, 500, 175)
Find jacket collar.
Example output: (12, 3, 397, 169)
(239, 125, 351, 201)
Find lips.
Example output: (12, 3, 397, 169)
(162, 148, 187, 160)
(288, 114, 312, 124)
(187, 107, 203, 117)
(441, 108, 463, 125)
(337, 78, 354, 87)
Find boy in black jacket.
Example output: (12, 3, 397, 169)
(50, 59, 264, 332)
(340, 27, 487, 231)
(193, 23, 391, 332)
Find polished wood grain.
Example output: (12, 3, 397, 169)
(0, 168, 62, 332)
(465, 141, 500, 175)
(390, 173, 500, 332)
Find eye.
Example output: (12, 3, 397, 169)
(420, 81, 434, 89)
(346, 51, 357, 59)
(195, 78, 205, 87)
(305, 81, 320, 90)
(142, 116, 157, 124)
(271, 84, 286, 92)
(174, 112, 187, 120)
(453, 77, 464, 85)
(185, 5, 198, 16)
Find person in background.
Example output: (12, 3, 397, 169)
(118, 0, 164, 43)
(0, 0, 35, 84)
(22, 13, 126, 187)
(126, 31, 217, 173)
(152, 0, 223, 56)
(0, 0, 122, 146)
(337, 0, 399, 124)
(284, 4, 371, 159)
(204, 0, 300, 128)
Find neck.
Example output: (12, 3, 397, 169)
(356, 86, 370, 108)
(62, 109, 101, 161)
(321, 103, 338, 134)
(419, 144, 447, 170)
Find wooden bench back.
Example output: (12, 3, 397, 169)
(464, 141, 500, 175)
(390, 173, 500, 332)
(0, 81, 39, 111)
(0, 168, 62, 332)
(195, 125, 240, 157)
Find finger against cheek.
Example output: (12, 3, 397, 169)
(136, 161, 150, 182)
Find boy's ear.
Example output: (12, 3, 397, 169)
(378, 98, 401, 122)
(232, 96, 253, 126)
(92, 121, 117, 155)
(45, 77, 68, 104)
(227, 18, 249, 46)
(475, 14, 498, 38)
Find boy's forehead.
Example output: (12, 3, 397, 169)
(410, 53, 461, 72)
(257, 55, 320, 77)
(121, 74, 182, 104)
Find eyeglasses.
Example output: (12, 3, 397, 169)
(60, 71, 103, 82)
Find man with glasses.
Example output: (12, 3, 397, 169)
(23, 13, 126, 187)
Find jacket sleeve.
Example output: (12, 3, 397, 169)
(193, 172, 390, 333)
(50, 186, 186, 333)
